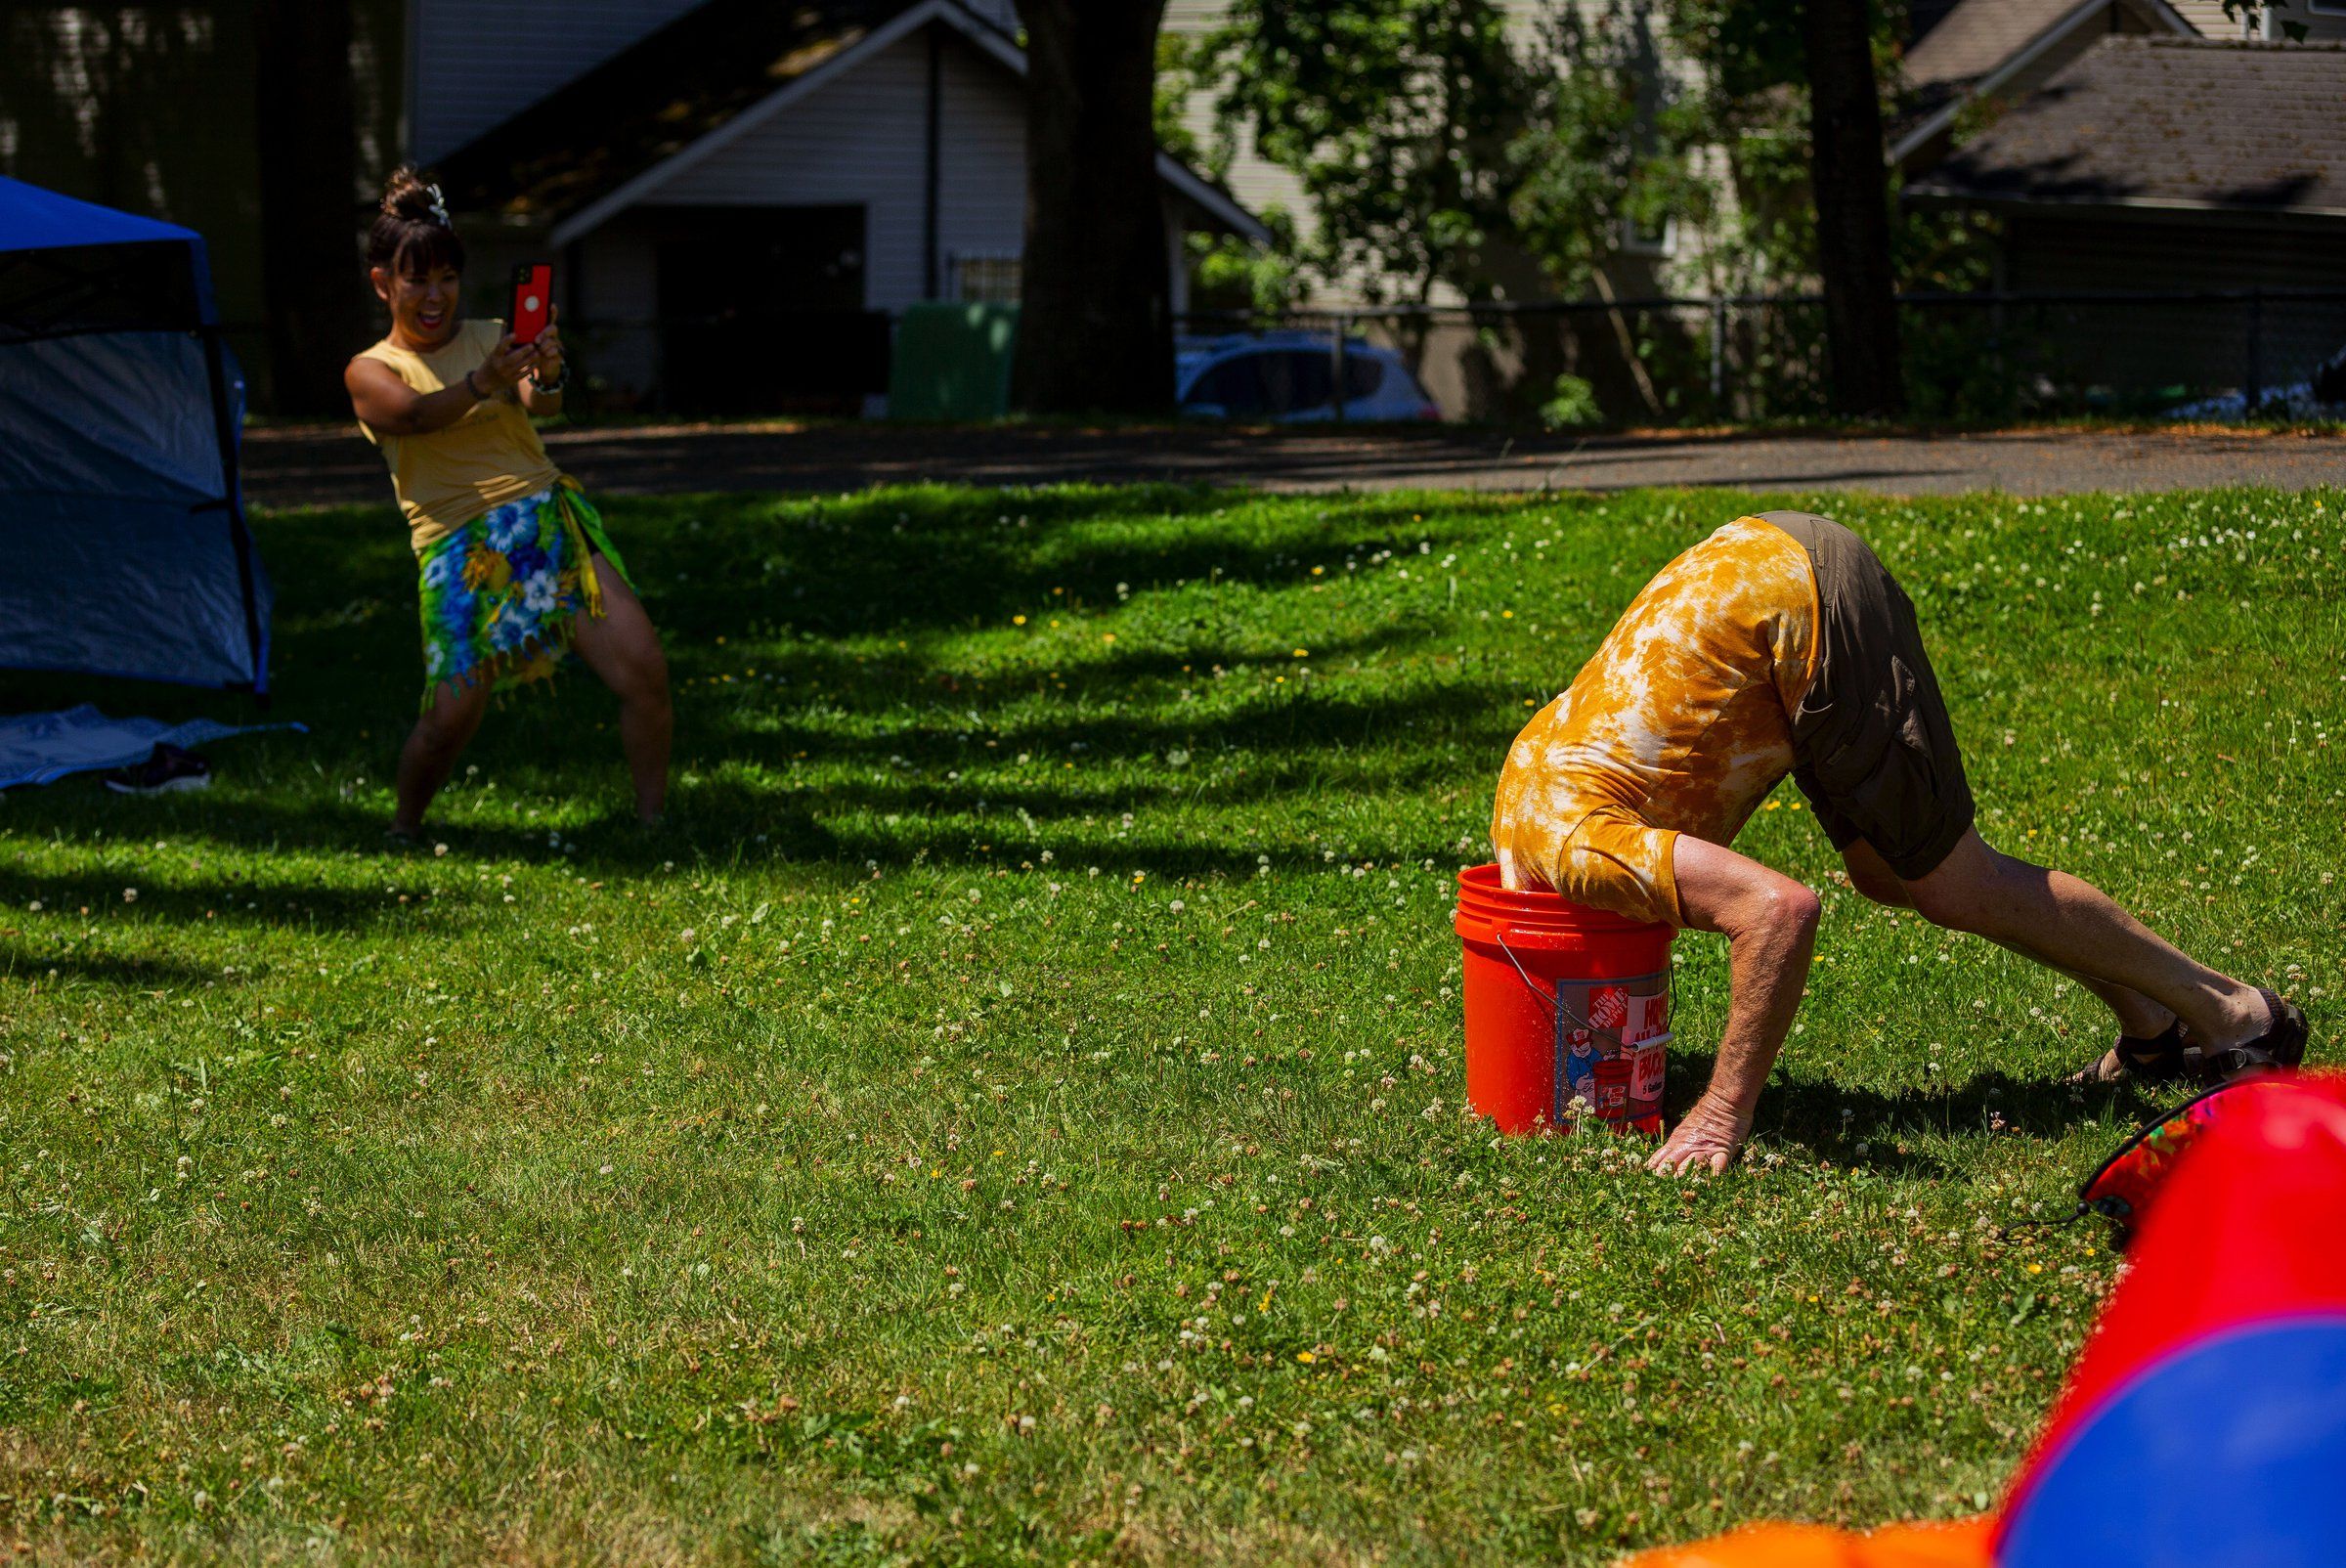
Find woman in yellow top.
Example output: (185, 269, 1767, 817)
(344, 167, 671, 838)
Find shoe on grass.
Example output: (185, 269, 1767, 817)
(2202, 989, 2311, 1081)
(103, 743, 211, 794)
(2073, 1018, 2193, 1085)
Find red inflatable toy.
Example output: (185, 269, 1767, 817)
(1629, 1072, 2346, 1568)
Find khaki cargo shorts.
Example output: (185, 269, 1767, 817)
(1757, 510, 1977, 882)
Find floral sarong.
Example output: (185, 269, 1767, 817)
(413, 480, 634, 708)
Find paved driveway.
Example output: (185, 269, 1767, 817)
(241, 422, 2346, 507)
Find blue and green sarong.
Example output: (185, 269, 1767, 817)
(413, 480, 634, 708)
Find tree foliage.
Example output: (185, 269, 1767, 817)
(1194, 0, 1543, 303)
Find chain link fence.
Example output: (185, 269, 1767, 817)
(1180, 289, 2346, 426)
(274, 287, 2346, 424)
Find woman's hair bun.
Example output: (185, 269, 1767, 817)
(367, 165, 464, 274)
(380, 166, 442, 222)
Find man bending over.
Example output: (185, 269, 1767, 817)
(1491, 510, 2308, 1176)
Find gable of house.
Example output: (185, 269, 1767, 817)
(1907, 36, 2346, 219)
(407, 0, 1023, 165)
(1892, 0, 2196, 170)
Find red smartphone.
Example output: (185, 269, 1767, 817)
(509, 263, 553, 346)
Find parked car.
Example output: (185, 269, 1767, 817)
(1176, 331, 1442, 422)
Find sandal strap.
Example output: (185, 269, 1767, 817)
(2112, 1019, 2191, 1081)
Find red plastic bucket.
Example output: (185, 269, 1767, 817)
(1454, 863, 1675, 1135)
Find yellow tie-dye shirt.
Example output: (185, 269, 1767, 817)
(1491, 516, 1820, 927)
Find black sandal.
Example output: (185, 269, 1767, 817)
(2200, 989, 2311, 1081)
(2075, 1018, 2193, 1084)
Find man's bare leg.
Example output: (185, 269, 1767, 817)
(1839, 839, 2175, 1044)
(1650, 835, 1823, 1176)
(1899, 828, 2267, 1052)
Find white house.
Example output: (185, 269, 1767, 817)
(421, 0, 1266, 412)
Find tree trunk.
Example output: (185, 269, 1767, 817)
(1800, 0, 1904, 417)
(253, 0, 368, 415)
(1011, 0, 1175, 415)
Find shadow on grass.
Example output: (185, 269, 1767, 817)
(1, 485, 1531, 893)
(0, 943, 231, 990)
(1684, 1054, 2167, 1177)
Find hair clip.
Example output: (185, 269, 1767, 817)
(426, 183, 451, 229)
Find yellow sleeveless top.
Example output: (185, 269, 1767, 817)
(356, 318, 562, 552)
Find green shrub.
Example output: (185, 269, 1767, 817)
(1540, 372, 1605, 429)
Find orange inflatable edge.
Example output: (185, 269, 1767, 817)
(1617, 1515, 1994, 1568)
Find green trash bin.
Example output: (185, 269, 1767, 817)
(889, 301, 1020, 420)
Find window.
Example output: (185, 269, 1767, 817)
(950, 251, 1021, 304)
(1620, 213, 1677, 258)
(1260, 351, 1335, 414)
(1188, 355, 1270, 415)
(1186, 347, 1362, 415)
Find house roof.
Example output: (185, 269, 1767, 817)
(1890, 0, 2195, 166)
(432, 0, 1266, 247)
(1904, 0, 2096, 111)
(1908, 37, 2346, 219)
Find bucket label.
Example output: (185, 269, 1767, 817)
(1628, 1040, 1666, 1102)
(1562, 1026, 1599, 1102)
(1549, 974, 1670, 1135)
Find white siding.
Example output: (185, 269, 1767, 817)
(641, 31, 926, 309)
(935, 37, 1029, 293)
(2167, 0, 2247, 33)
(636, 28, 1031, 312)
(410, 0, 704, 162)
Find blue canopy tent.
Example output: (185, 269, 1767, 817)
(0, 177, 271, 696)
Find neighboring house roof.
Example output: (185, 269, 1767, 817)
(1907, 37, 2346, 219)
(432, 0, 1266, 249)
(1890, 0, 2194, 168)
(1906, 0, 2098, 109)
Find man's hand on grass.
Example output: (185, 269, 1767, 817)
(1646, 1093, 1754, 1177)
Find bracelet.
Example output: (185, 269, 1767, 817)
(529, 365, 568, 394)
(464, 368, 487, 400)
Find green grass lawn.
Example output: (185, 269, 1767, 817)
(2, 483, 2338, 1565)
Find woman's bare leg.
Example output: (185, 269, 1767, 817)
(568, 554, 672, 822)
(393, 676, 493, 835)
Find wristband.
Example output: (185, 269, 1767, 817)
(529, 365, 568, 394)
(464, 368, 487, 400)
